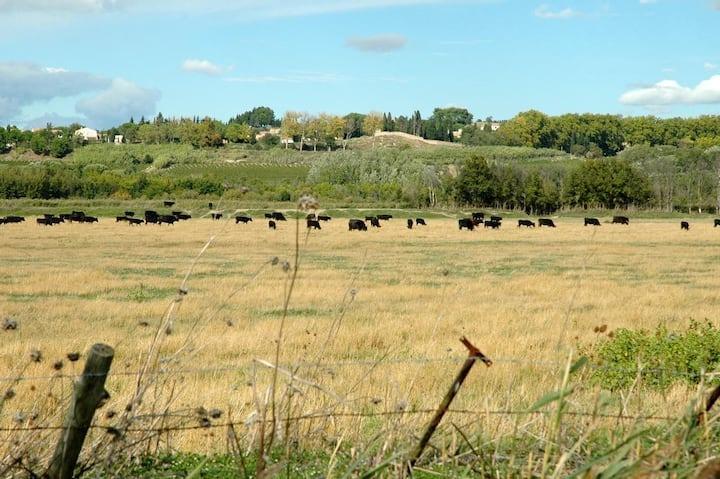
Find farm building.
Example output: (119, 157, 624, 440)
(74, 127, 99, 142)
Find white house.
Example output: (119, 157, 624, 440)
(113, 135, 124, 144)
(75, 127, 99, 142)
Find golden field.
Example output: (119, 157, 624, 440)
(1, 214, 720, 455)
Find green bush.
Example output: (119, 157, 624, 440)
(586, 320, 720, 390)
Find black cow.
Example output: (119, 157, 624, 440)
(518, 219, 535, 228)
(272, 212, 287, 221)
(377, 214, 392, 221)
(268, 220, 277, 230)
(307, 219, 321, 230)
(36, 218, 54, 226)
(159, 215, 176, 225)
(145, 211, 159, 224)
(124, 211, 135, 217)
(208, 202, 214, 209)
(490, 215, 502, 222)
(484, 220, 501, 229)
(163, 201, 175, 207)
(416, 218, 427, 226)
(4, 216, 25, 223)
(145, 210, 158, 218)
(211, 213, 223, 220)
(369, 217, 381, 228)
(175, 213, 191, 221)
(51, 217, 64, 224)
(472, 212, 485, 221)
(116, 216, 128, 222)
(584, 217, 601, 226)
(82, 216, 98, 223)
(71, 211, 86, 218)
(407, 219, 414, 229)
(318, 215, 331, 222)
(472, 218, 483, 226)
(59, 213, 72, 220)
(715, 219, 720, 228)
(539, 218, 556, 228)
(128, 217, 143, 225)
(43, 213, 55, 219)
(264, 213, 273, 219)
(348, 219, 367, 231)
(235, 215, 253, 224)
(612, 216, 630, 225)
(681, 221, 690, 231)
(458, 218, 475, 231)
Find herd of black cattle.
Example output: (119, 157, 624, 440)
(2, 201, 720, 232)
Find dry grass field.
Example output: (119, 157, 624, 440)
(2, 214, 720, 468)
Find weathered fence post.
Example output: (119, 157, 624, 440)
(47, 343, 114, 479)
(406, 337, 492, 475)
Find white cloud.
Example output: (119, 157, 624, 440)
(346, 34, 407, 52)
(619, 75, 720, 106)
(22, 112, 88, 129)
(0, 62, 109, 120)
(534, 4, 578, 19)
(705, 62, 718, 71)
(75, 78, 160, 128)
(181, 59, 228, 76)
(0, 0, 493, 17)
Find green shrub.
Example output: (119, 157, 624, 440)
(586, 320, 720, 390)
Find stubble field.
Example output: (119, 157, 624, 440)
(1, 214, 719, 459)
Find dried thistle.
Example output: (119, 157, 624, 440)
(2, 317, 18, 331)
(3, 389, 15, 400)
(271, 256, 279, 266)
(52, 360, 64, 371)
(66, 352, 80, 362)
(30, 349, 42, 363)
(281, 260, 290, 273)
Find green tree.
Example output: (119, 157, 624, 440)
(564, 158, 653, 209)
(225, 122, 253, 143)
(452, 155, 497, 206)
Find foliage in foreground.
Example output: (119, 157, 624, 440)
(586, 320, 720, 390)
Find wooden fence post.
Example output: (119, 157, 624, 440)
(406, 337, 492, 475)
(47, 343, 114, 479)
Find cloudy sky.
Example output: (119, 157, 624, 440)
(0, 0, 718, 128)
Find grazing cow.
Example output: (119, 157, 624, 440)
(538, 218, 556, 228)
(163, 201, 175, 207)
(51, 217, 64, 224)
(4, 216, 25, 223)
(208, 202, 214, 209)
(235, 215, 252, 224)
(490, 215, 503, 222)
(268, 220, 277, 230)
(612, 216, 630, 225)
(318, 215, 331, 222)
(128, 217, 143, 225)
(377, 214, 392, 221)
(472, 212, 485, 221)
(211, 213, 223, 220)
(71, 211, 86, 218)
(348, 219, 367, 231)
(307, 219, 322, 230)
(458, 218, 475, 231)
(272, 212, 287, 221)
(175, 213, 191, 221)
(584, 217, 601, 226)
(159, 215, 176, 225)
(116, 216, 128, 222)
(43, 213, 55, 219)
(306, 213, 316, 220)
(471, 218, 483, 226)
(407, 219, 414, 229)
(264, 213, 273, 219)
(714, 219, 720, 228)
(518, 219, 535, 228)
(59, 213, 72, 220)
(145, 211, 159, 224)
(416, 218, 427, 226)
(82, 216, 98, 223)
(124, 211, 135, 217)
(484, 220, 501, 229)
(36, 218, 54, 226)
(681, 221, 690, 231)
(368, 217, 381, 228)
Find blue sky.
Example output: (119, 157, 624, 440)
(0, 0, 719, 128)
